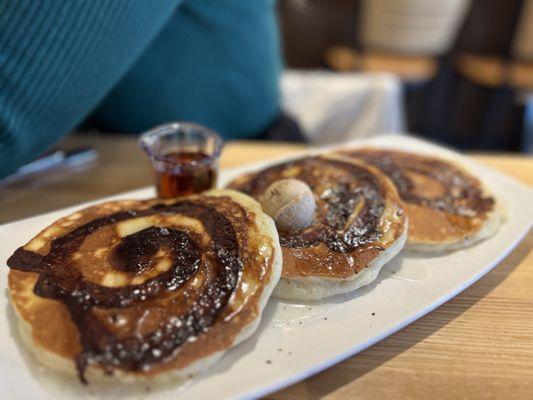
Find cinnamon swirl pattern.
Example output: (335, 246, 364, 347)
(338, 149, 501, 251)
(7, 190, 281, 382)
(227, 155, 407, 300)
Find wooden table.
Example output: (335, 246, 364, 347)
(1, 134, 532, 399)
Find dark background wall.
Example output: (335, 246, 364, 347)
(277, 0, 530, 151)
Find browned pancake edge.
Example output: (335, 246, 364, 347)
(337, 148, 498, 246)
(7, 190, 280, 381)
(227, 154, 407, 280)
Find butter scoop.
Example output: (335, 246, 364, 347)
(260, 179, 316, 232)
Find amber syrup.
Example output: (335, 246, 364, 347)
(155, 151, 217, 198)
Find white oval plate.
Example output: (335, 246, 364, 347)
(1, 135, 531, 399)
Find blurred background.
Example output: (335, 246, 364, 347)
(1, 0, 533, 222)
(274, 0, 533, 152)
(2, 0, 533, 191)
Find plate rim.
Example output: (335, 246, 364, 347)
(1, 134, 532, 399)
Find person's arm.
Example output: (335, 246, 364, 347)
(0, 0, 181, 178)
(89, 0, 282, 140)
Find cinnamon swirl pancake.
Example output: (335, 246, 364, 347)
(338, 149, 502, 251)
(227, 155, 407, 301)
(6, 190, 281, 383)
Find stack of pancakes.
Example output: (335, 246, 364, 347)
(5, 147, 502, 384)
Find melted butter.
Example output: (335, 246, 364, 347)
(25, 238, 46, 252)
(115, 216, 159, 237)
(390, 263, 428, 282)
(101, 273, 128, 287)
(272, 301, 337, 330)
(7, 196, 262, 382)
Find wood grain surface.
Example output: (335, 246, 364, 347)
(1, 134, 531, 399)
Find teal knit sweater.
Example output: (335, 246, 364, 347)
(0, 0, 281, 178)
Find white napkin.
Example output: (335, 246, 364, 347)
(281, 70, 405, 144)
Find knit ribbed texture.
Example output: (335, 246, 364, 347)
(91, 0, 282, 140)
(0, 0, 181, 177)
(0, 0, 281, 179)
